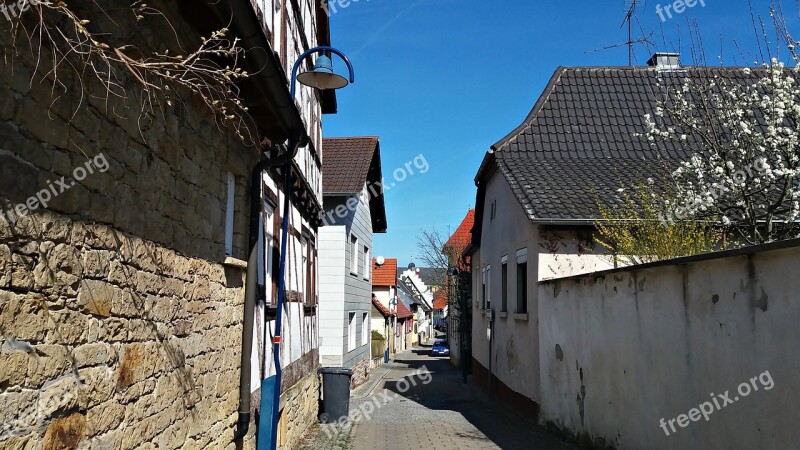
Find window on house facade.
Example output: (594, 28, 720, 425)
(362, 312, 369, 346)
(307, 238, 315, 305)
(300, 237, 307, 299)
(516, 249, 528, 314)
(348, 312, 356, 352)
(481, 267, 486, 310)
(224, 172, 235, 256)
(260, 202, 275, 304)
(482, 265, 491, 310)
(350, 234, 358, 275)
(363, 246, 370, 280)
(501, 256, 508, 313)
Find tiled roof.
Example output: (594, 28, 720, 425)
(322, 137, 380, 194)
(484, 66, 764, 222)
(396, 267, 445, 288)
(444, 209, 475, 253)
(322, 136, 388, 232)
(372, 258, 397, 287)
(433, 289, 447, 311)
(395, 298, 413, 319)
(372, 296, 392, 317)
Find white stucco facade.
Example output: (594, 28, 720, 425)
(538, 242, 800, 450)
(472, 173, 611, 408)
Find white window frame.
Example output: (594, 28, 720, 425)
(516, 248, 528, 314)
(485, 265, 491, 310)
(224, 172, 235, 256)
(348, 312, 357, 351)
(501, 255, 508, 313)
(363, 246, 371, 280)
(301, 237, 308, 298)
(350, 234, 359, 275)
(516, 248, 528, 264)
(260, 203, 275, 304)
(362, 312, 369, 346)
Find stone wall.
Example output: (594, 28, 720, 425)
(0, 216, 246, 449)
(0, 1, 258, 448)
(349, 357, 370, 389)
(277, 370, 320, 450)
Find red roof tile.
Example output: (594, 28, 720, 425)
(372, 296, 392, 317)
(433, 289, 447, 311)
(372, 258, 397, 287)
(395, 298, 413, 319)
(444, 209, 475, 255)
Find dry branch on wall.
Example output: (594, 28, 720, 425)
(5, 0, 257, 145)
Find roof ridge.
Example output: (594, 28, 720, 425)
(323, 136, 380, 140)
(491, 67, 566, 152)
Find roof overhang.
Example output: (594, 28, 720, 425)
(367, 141, 388, 233)
(185, 0, 308, 147)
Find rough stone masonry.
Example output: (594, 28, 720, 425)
(0, 1, 268, 448)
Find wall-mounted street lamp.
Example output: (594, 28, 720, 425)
(291, 46, 355, 97)
(262, 46, 355, 450)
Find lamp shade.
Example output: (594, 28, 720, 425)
(296, 54, 349, 90)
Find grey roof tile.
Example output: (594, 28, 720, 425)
(488, 66, 764, 222)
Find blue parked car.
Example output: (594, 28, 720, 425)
(431, 339, 449, 356)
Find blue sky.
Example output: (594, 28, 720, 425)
(323, 0, 786, 264)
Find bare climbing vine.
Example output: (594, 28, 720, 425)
(5, 0, 257, 145)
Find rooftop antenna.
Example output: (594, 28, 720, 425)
(585, 0, 653, 60)
(622, 0, 644, 65)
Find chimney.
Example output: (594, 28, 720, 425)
(647, 52, 681, 70)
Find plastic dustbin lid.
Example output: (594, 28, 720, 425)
(318, 367, 353, 376)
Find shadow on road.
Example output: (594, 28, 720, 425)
(377, 349, 577, 450)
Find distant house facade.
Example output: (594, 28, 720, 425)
(398, 265, 435, 342)
(468, 56, 710, 419)
(372, 258, 414, 355)
(370, 294, 394, 365)
(318, 137, 387, 388)
(443, 209, 475, 369)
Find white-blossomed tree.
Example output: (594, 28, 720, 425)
(645, 57, 800, 245)
(642, 0, 800, 248)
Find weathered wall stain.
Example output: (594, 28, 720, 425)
(576, 363, 586, 427)
(116, 344, 142, 390)
(42, 413, 86, 450)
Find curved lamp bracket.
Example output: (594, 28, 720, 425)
(290, 46, 355, 98)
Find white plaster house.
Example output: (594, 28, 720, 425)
(371, 258, 415, 355)
(398, 266, 435, 342)
(317, 137, 387, 387)
(468, 55, 708, 420)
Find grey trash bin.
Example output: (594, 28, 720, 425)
(318, 367, 353, 423)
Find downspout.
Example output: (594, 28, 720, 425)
(217, 0, 309, 442)
(269, 161, 293, 450)
(234, 143, 302, 442)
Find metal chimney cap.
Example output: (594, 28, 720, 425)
(647, 52, 681, 70)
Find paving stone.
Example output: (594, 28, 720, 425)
(299, 343, 579, 450)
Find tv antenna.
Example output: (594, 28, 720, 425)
(585, 0, 654, 62)
(622, 0, 644, 65)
